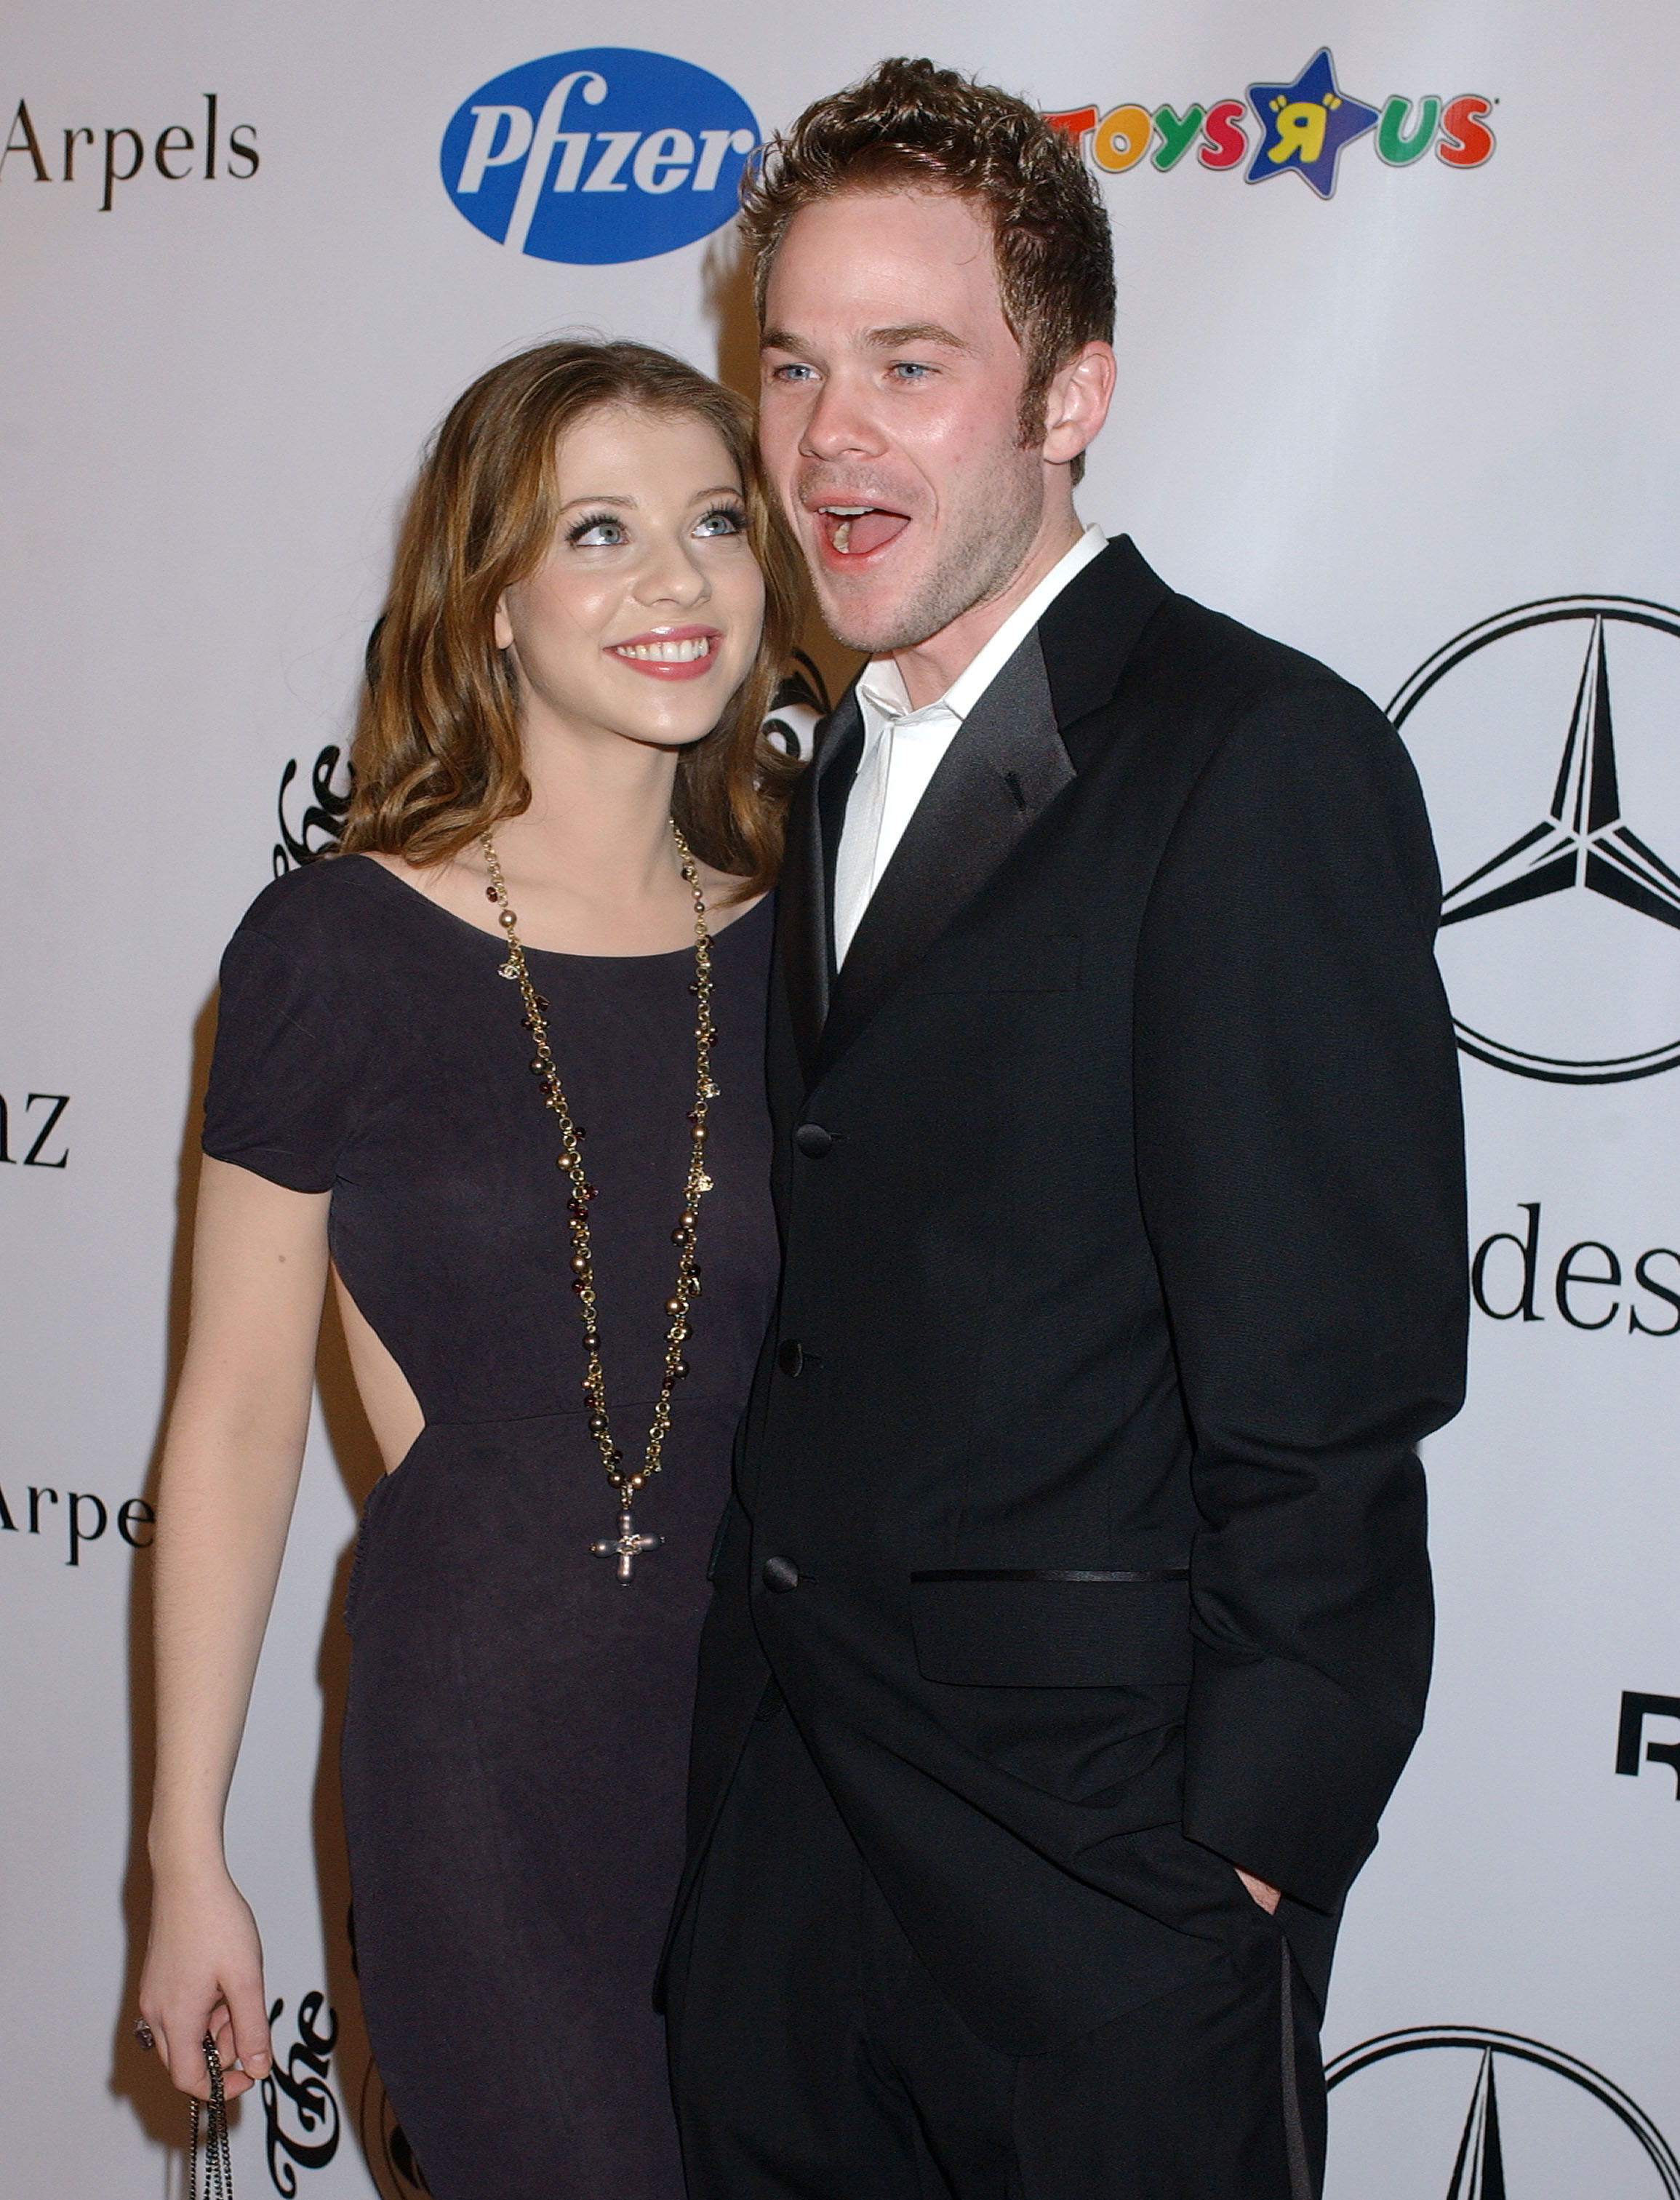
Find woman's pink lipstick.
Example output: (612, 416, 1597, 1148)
(607, 625, 722, 681)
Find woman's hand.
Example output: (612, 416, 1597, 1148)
(140, 1863, 273, 2101)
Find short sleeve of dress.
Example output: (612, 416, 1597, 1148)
(201, 887, 361, 1194)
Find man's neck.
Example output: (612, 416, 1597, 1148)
(889, 509, 1084, 711)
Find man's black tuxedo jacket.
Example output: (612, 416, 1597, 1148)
(680, 538, 1468, 2055)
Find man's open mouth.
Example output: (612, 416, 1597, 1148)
(817, 505, 911, 557)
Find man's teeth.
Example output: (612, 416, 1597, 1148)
(615, 637, 711, 662)
(823, 507, 871, 556)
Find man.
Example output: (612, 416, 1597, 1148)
(663, 57, 1468, 2200)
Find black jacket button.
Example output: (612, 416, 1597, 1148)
(777, 1338, 804, 1377)
(795, 1123, 833, 1158)
(761, 1555, 800, 1593)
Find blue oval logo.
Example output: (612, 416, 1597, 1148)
(441, 49, 759, 266)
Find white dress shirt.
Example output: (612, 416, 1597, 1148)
(831, 524, 1108, 967)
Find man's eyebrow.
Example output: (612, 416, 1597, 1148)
(759, 323, 975, 356)
(865, 322, 972, 353)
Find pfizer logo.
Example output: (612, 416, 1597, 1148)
(441, 48, 758, 265)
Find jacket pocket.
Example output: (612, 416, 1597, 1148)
(909, 1572, 1191, 1688)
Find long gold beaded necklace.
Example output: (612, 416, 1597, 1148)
(481, 825, 716, 1583)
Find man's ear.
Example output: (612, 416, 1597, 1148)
(1041, 341, 1117, 466)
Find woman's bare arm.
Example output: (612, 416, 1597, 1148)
(140, 1156, 331, 2100)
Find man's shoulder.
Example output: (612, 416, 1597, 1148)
(1137, 593, 1414, 823)
(1038, 537, 1378, 738)
(1145, 589, 1368, 714)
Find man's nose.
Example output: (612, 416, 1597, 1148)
(799, 375, 885, 463)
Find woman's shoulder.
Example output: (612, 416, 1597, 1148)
(226, 852, 393, 966)
(710, 887, 775, 983)
(206, 857, 392, 1179)
(719, 887, 775, 941)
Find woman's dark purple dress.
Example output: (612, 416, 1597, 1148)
(201, 855, 777, 2200)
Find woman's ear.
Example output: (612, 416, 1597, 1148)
(493, 596, 515, 652)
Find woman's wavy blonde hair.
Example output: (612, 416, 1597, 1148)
(339, 340, 806, 897)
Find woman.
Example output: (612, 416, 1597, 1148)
(138, 340, 804, 2198)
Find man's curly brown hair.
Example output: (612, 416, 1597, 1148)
(738, 57, 1115, 481)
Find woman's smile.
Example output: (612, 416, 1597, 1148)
(607, 623, 724, 678)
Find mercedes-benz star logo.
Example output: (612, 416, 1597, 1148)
(1392, 595, 1680, 1082)
(1325, 2025, 1680, 2196)
(1439, 617, 1680, 935)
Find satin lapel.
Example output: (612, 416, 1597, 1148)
(1039, 535, 1172, 767)
(817, 631, 1070, 1079)
(780, 691, 863, 1088)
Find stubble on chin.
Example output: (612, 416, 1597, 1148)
(805, 468, 1044, 660)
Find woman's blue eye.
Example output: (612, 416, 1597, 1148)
(694, 505, 747, 537)
(568, 514, 624, 547)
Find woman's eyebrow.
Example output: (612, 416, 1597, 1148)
(556, 485, 743, 513)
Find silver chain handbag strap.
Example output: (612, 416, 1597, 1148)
(188, 2033, 234, 2200)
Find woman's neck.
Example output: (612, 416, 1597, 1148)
(496, 722, 684, 911)
(370, 716, 755, 957)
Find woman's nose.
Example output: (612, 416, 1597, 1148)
(633, 534, 709, 607)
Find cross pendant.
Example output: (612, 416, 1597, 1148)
(591, 1508, 665, 1585)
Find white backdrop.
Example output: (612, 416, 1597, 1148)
(4, 4, 1679, 2193)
